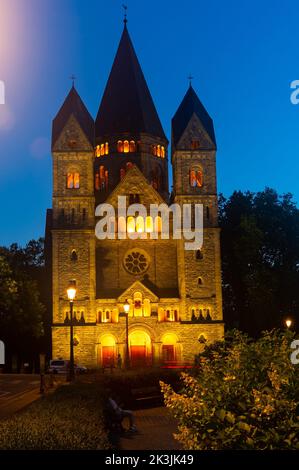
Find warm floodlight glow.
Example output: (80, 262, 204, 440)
(124, 300, 130, 314)
(67, 281, 77, 301)
(285, 318, 292, 329)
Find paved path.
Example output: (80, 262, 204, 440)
(119, 406, 182, 450)
(0, 374, 41, 419)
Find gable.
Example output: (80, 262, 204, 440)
(118, 280, 159, 302)
(52, 114, 94, 152)
(105, 165, 165, 207)
(176, 112, 216, 151)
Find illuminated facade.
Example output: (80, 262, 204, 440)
(46, 22, 224, 368)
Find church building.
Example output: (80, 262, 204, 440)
(45, 20, 224, 368)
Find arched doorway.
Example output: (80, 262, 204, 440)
(129, 330, 152, 367)
(161, 333, 179, 364)
(98, 334, 116, 368)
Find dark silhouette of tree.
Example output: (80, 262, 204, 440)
(219, 188, 299, 335)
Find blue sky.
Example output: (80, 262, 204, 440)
(0, 0, 298, 246)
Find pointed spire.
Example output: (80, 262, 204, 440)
(172, 85, 216, 148)
(52, 85, 94, 148)
(95, 26, 166, 141)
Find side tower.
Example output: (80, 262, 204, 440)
(51, 85, 96, 361)
(172, 85, 223, 341)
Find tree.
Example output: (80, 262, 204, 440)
(219, 188, 299, 334)
(161, 330, 299, 450)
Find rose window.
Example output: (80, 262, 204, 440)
(123, 250, 150, 275)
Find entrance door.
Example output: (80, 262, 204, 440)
(131, 345, 146, 367)
(102, 346, 115, 368)
(162, 345, 175, 363)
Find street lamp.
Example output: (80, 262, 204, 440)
(124, 300, 130, 369)
(285, 318, 292, 329)
(67, 280, 77, 381)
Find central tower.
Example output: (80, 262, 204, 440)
(95, 23, 169, 202)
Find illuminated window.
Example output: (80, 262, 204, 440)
(161, 146, 165, 158)
(117, 140, 124, 153)
(123, 140, 129, 153)
(67, 173, 74, 189)
(136, 216, 144, 233)
(100, 143, 105, 156)
(157, 145, 161, 157)
(74, 172, 80, 188)
(145, 216, 153, 233)
(127, 216, 135, 233)
(105, 142, 109, 155)
(129, 140, 136, 152)
(152, 145, 157, 156)
(191, 140, 200, 149)
(190, 169, 203, 187)
(126, 161, 133, 170)
(67, 172, 80, 189)
(154, 215, 162, 233)
(95, 166, 108, 191)
(95, 145, 101, 157)
(118, 216, 126, 233)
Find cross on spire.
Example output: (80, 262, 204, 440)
(122, 4, 128, 25)
(188, 74, 194, 87)
(70, 74, 76, 87)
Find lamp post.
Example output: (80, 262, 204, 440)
(124, 300, 130, 369)
(285, 318, 292, 330)
(67, 280, 77, 382)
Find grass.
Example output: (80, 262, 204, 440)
(0, 382, 111, 450)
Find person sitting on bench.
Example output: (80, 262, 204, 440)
(107, 394, 137, 432)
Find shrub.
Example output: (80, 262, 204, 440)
(160, 329, 299, 450)
(0, 383, 110, 449)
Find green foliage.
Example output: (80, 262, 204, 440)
(0, 383, 110, 450)
(161, 330, 299, 450)
(219, 188, 299, 333)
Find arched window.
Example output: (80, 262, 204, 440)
(145, 216, 153, 233)
(105, 170, 108, 189)
(196, 249, 203, 260)
(100, 143, 105, 156)
(152, 145, 157, 156)
(117, 140, 124, 152)
(71, 249, 78, 262)
(126, 161, 133, 170)
(95, 173, 100, 190)
(123, 140, 129, 153)
(67, 172, 80, 189)
(95, 145, 101, 157)
(161, 146, 165, 158)
(105, 142, 109, 155)
(127, 216, 135, 233)
(97, 311, 102, 323)
(118, 216, 126, 234)
(154, 215, 162, 233)
(198, 277, 203, 286)
(129, 140, 136, 152)
(191, 140, 200, 150)
(157, 145, 161, 157)
(190, 168, 203, 187)
(136, 216, 144, 233)
(67, 173, 74, 188)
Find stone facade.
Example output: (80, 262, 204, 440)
(48, 26, 224, 368)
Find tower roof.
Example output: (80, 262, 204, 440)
(52, 85, 94, 148)
(95, 25, 167, 141)
(172, 85, 216, 148)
